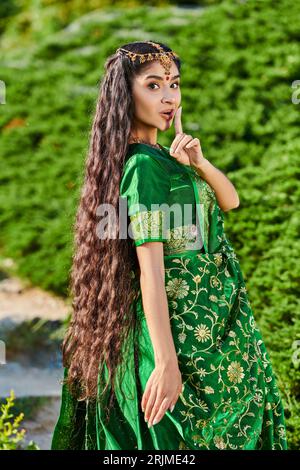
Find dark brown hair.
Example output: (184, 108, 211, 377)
(61, 40, 181, 424)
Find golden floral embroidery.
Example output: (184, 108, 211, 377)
(129, 209, 166, 241)
(194, 324, 211, 343)
(204, 386, 215, 394)
(189, 168, 216, 250)
(227, 361, 246, 384)
(178, 332, 187, 344)
(130, 211, 203, 255)
(213, 253, 223, 267)
(166, 278, 189, 299)
(164, 223, 202, 256)
(214, 436, 226, 449)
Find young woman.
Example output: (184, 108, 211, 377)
(51, 41, 288, 450)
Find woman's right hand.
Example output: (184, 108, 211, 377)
(141, 360, 183, 428)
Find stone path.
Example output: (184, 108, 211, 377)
(0, 268, 67, 449)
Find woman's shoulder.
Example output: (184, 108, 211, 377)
(120, 147, 171, 200)
(124, 150, 155, 165)
(123, 146, 170, 173)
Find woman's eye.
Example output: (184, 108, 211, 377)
(148, 82, 180, 89)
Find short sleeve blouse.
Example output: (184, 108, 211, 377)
(120, 153, 171, 246)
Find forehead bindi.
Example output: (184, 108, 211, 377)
(144, 73, 180, 82)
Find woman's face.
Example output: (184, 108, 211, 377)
(131, 60, 181, 133)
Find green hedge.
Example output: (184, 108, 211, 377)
(0, 0, 299, 448)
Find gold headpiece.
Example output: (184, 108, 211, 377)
(116, 41, 179, 77)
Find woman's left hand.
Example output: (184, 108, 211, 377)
(169, 106, 206, 169)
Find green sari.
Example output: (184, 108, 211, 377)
(51, 143, 288, 450)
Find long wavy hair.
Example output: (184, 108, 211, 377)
(61, 40, 181, 424)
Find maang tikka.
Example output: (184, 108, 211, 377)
(116, 41, 179, 79)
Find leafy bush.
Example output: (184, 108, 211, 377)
(0, 390, 39, 450)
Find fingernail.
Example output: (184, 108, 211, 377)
(148, 421, 152, 428)
(170, 405, 175, 413)
(152, 418, 158, 425)
(170, 148, 174, 153)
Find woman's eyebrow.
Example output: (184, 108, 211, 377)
(144, 74, 180, 80)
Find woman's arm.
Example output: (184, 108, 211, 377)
(192, 159, 240, 212)
(136, 241, 182, 427)
(136, 241, 178, 366)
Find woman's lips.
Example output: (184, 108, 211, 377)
(160, 111, 174, 121)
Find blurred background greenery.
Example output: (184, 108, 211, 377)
(0, 0, 299, 449)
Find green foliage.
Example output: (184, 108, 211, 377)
(0, 390, 39, 450)
(0, 0, 299, 448)
(0, 1, 222, 45)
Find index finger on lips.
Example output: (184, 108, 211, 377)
(174, 106, 183, 135)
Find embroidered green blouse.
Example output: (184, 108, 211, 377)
(120, 142, 229, 257)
